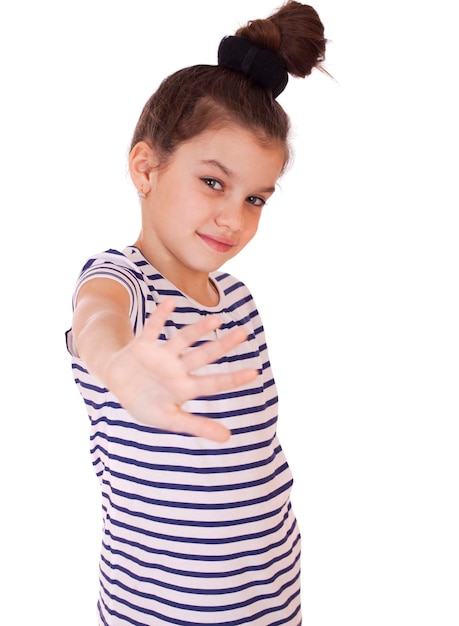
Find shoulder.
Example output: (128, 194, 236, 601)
(76, 247, 149, 291)
(213, 270, 259, 320)
(214, 270, 252, 298)
(72, 247, 152, 316)
(212, 271, 253, 304)
(80, 248, 143, 277)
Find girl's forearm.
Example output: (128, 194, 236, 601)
(74, 308, 134, 385)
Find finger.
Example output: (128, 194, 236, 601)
(166, 314, 223, 355)
(181, 325, 248, 372)
(191, 367, 259, 398)
(158, 408, 232, 443)
(141, 298, 177, 340)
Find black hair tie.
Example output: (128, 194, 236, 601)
(218, 36, 288, 98)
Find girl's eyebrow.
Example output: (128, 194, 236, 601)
(200, 159, 276, 194)
(200, 159, 232, 177)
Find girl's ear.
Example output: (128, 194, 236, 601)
(129, 141, 157, 197)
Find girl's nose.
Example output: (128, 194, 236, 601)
(214, 201, 244, 232)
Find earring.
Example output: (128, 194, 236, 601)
(138, 186, 145, 200)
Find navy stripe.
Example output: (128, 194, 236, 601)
(98, 576, 301, 626)
(89, 430, 278, 456)
(104, 513, 298, 562)
(101, 532, 300, 579)
(104, 461, 290, 493)
(99, 554, 301, 601)
(89, 444, 282, 474)
(102, 479, 293, 514)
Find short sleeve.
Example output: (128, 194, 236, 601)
(66, 249, 150, 358)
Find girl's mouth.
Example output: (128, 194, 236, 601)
(198, 233, 236, 253)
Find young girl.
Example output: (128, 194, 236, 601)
(66, 2, 327, 624)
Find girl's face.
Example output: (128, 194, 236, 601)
(138, 125, 285, 294)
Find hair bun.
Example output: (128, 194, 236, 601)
(218, 36, 288, 98)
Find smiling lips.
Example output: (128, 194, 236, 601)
(198, 233, 237, 253)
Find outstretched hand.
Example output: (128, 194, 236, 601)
(103, 298, 258, 442)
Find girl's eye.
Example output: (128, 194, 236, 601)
(202, 177, 223, 191)
(246, 195, 266, 208)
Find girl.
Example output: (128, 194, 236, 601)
(66, 2, 327, 624)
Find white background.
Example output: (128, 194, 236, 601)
(1, 1, 458, 624)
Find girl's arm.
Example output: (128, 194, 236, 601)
(72, 278, 257, 442)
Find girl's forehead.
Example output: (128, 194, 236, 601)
(180, 126, 286, 165)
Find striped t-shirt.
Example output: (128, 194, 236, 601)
(66, 246, 301, 626)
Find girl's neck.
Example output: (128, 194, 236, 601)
(133, 239, 220, 307)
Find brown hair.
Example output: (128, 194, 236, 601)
(130, 1, 326, 170)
